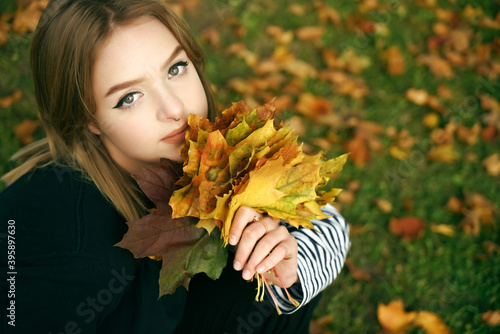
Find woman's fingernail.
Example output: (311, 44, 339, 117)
(242, 270, 252, 280)
(233, 261, 242, 270)
(256, 265, 265, 273)
(229, 235, 237, 245)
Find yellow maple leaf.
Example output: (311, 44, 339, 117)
(169, 100, 348, 245)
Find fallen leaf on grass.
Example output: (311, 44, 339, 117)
(480, 95, 500, 130)
(314, 1, 341, 26)
(456, 123, 480, 145)
(378, 300, 450, 334)
(483, 153, 500, 177)
(406, 88, 429, 106)
(337, 190, 355, 204)
(390, 146, 408, 160)
(357, 0, 379, 13)
(296, 26, 324, 43)
(430, 223, 455, 237)
(309, 314, 334, 334)
(427, 95, 446, 113)
(433, 22, 449, 36)
(448, 29, 472, 53)
(481, 124, 498, 141)
(349, 225, 368, 235)
(347, 180, 362, 192)
(357, 121, 384, 152)
(414, 311, 450, 334)
(282, 58, 318, 79)
(295, 92, 332, 117)
(416, 54, 454, 79)
(437, 85, 453, 99)
(482, 310, 500, 326)
(462, 5, 484, 21)
(380, 46, 406, 75)
(480, 17, 500, 29)
(201, 26, 220, 48)
(345, 134, 370, 167)
(266, 26, 294, 45)
(14, 119, 39, 145)
(319, 70, 370, 100)
(339, 48, 371, 74)
(378, 300, 417, 333)
(389, 217, 425, 241)
(430, 122, 457, 145)
(422, 113, 440, 128)
(345, 258, 372, 282)
(0, 90, 22, 108)
(287, 3, 308, 16)
(376, 198, 393, 213)
(461, 192, 497, 235)
(427, 144, 459, 163)
(322, 48, 339, 68)
(12, 0, 48, 35)
(435, 8, 459, 23)
(225, 43, 258, 67)
(446, 196, 463, 213)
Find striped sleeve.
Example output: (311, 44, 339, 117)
(268, 204, 350, 314)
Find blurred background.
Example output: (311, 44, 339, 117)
(1, 0, 499, 332)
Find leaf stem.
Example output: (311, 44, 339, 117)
(272, 267, 300, 307)
(262, 275, 282, 315)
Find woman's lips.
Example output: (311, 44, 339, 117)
(161, 124, 188, 144)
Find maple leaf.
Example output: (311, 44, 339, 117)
(378, 300, 450, 334)
(414, 311, 450, 334)
(170, 99, 348, 246)
(12, 0, 47, 35)
(482, 310, 500, 326)
(0, 90, 22, 108)
(116, 159, 227, 296)
(377, 300, 417, 333)
(380, 46, 406, 75)
(389, 217, 425, 241)
(483, 153, 500, 177)
(296, 26, 324, 44)
(14, 119, 39, 145)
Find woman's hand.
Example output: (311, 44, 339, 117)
(228, 206, 299, 288)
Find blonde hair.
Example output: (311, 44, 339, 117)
(2, 0, 217, 221)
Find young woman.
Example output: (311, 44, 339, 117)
(0, 0, 350, 333)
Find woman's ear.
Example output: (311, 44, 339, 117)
(88, 122, 101, 135)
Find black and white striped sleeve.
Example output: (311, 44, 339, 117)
(268, 204, 350, 314)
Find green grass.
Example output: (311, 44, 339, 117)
(1, 0, 499, 333)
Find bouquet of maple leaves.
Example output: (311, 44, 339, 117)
(117, 100, 348, 313)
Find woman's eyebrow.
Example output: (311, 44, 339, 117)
(105, 78, 143, 98)
(160, 45, 183, 72)
(104, 45, 184, 98)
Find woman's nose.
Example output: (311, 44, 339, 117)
(155, 85, 183, 121)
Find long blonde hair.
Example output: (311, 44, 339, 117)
(1, 0, 217, 221)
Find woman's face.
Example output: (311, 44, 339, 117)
(90, 17, 208, 174)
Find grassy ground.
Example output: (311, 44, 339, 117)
(1, 0, 499, 333)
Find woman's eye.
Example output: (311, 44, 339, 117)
(113, 92, 141, 109)
(168, 61, 189, 78)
